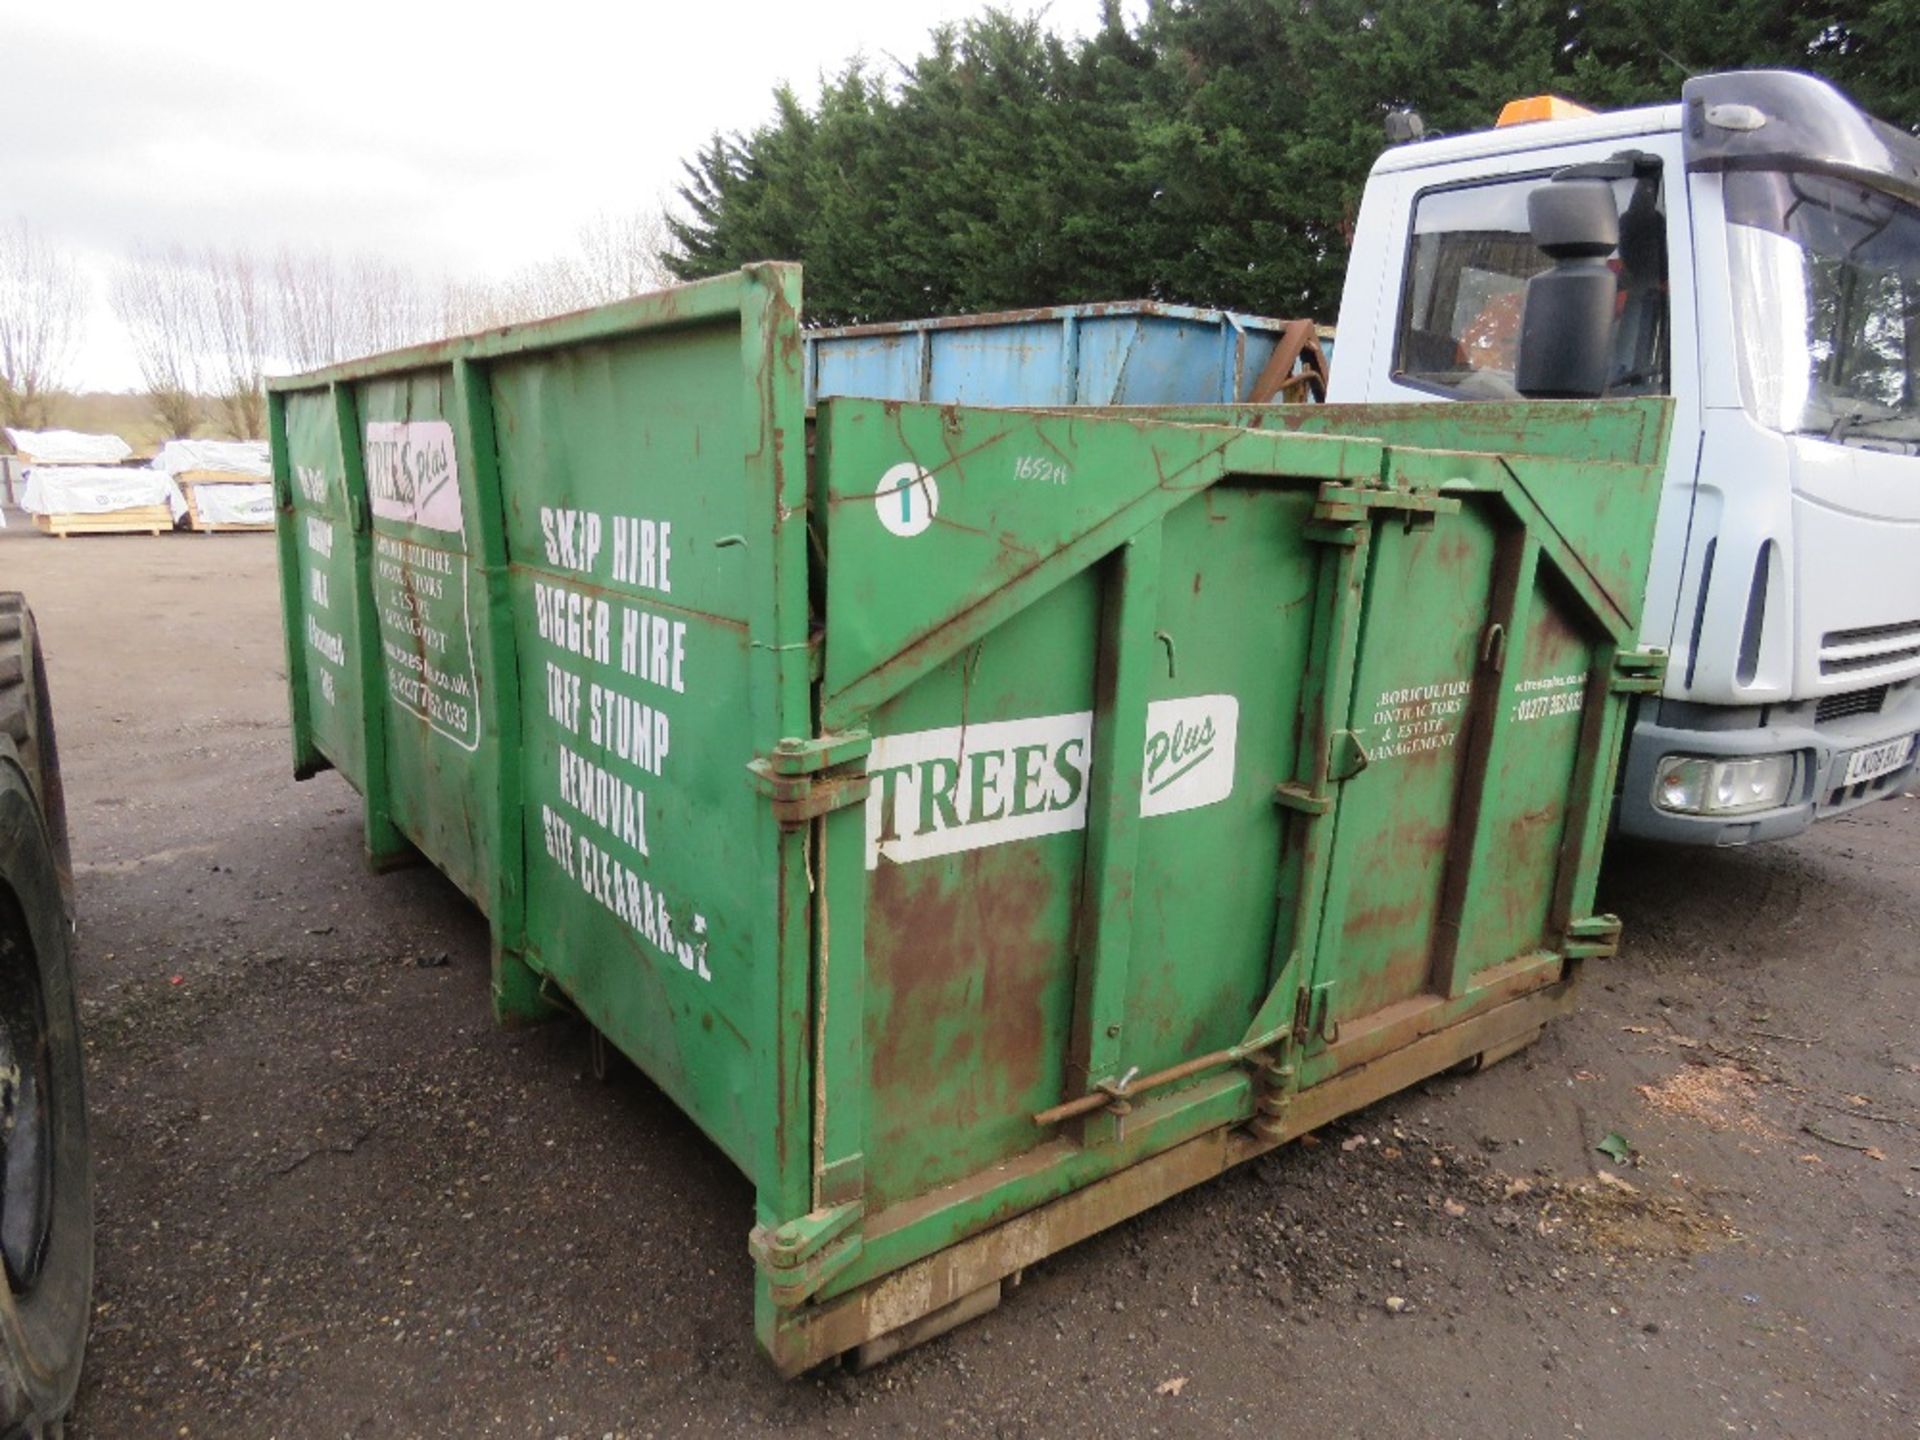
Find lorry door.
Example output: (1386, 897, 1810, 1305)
(1348, 135, 1703, 657)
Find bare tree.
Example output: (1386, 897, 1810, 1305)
(202, 248, 270, 439)
(440, 264, 569, 335)
(0, 219, 84, 430)
(100, 205, 673, 427)
(111, 248, 205, 439)
(274, 249, 437, 370)
(570, 207, 674, 305)
(344, 254, 436, 359)
(500, 257, 586, 321)
(272, 247, 346, 372)
(440, 205, 677, 336)
(440, 275, 519, 337)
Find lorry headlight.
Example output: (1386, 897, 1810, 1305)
(1653, 754, 1795, 816)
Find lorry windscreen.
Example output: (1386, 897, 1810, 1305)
(1726, 168, 1920, 447)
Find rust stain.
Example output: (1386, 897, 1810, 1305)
(865, 845, 1060, 1203)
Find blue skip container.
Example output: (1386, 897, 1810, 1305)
(805, 301, 1329, 408)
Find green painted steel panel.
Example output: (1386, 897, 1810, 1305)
(278, 389, 364, 784)
(492, 326, 771, 1174)
(267, 268, 1672, 1374)
(355, 372, 493, 904)
(855, 577, 1100, 1207)
(1123, 487, 1322, 1072)
(1317, 506, 1504, 1026)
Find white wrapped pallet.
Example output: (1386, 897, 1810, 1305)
(3, 429, 136, 508)
(20, 467, 181, 537)
(3, 429, 134, 466)
(152, 439, 274, 532)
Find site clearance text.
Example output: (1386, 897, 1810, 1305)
(530, 504, 712, 983)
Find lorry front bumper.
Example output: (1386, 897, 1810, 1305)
(1615, 682, 1920, 846)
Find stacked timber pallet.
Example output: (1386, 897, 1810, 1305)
(19, 467, 179, 537)
(4, 428, 182, 537)
(3, 428, 133, 507)
(153, 440, 273, 533)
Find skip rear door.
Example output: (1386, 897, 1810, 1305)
(1298, 466, 1633, 1083)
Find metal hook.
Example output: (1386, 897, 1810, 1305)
(1154, 629, 1176, 679)
(1481, 622, 1507, 672)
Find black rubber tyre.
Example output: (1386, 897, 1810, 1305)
(0, 600, 68, 906)
(0, 598, 90, 1438)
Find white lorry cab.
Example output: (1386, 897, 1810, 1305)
(1329, 70, 1920, 845)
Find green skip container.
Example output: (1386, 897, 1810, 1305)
(269, 265, 1669, 1373)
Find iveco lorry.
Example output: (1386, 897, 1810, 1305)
(1329, 69, 1920, 844)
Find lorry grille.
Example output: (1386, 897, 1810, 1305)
(1815, 685, 1889, 723)
(1819, 620, 1920, 677)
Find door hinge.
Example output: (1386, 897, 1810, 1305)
(749, 1199, 864, 1307)
(747, 730, 872, 827)
(1329, 729, 1370, 782)
(1312, 480, 1461, 528)
(1611, 649, 1667, 694)
(1249, 1057, 1298, 1141)
(1564, 913, 1623, 959)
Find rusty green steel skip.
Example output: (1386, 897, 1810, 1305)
(268, 266, 1670, 1373)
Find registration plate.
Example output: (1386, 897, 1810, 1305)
(1841, 735, 1916, 787)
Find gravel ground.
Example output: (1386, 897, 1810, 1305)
(3, 521, 1914, 1438)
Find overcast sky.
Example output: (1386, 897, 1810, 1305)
(10, 0, 1101, 391)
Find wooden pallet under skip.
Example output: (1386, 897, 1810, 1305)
(31, 505, 173, 538)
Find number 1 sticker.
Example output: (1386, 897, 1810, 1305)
(875, 463, 939, 538)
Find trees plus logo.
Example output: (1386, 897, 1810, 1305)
(1141, 695, 1238, 817)
(864, 712, 1091, 869)
(364, 420, 464, 535)
(864, 694, 1240, 867)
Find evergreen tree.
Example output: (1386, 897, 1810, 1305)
(667, 1, 1920, 325)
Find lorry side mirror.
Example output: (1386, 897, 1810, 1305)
(1515, 180, 1619, 399)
